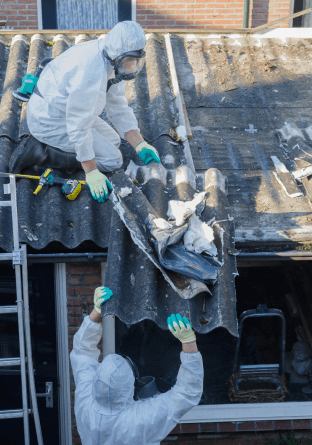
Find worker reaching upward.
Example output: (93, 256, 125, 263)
(70, 287, 204, 445)
(9, 21, 161, 203)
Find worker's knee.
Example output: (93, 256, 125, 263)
(95, 152, 123, 172)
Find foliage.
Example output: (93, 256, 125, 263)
(266, 432, 312, 445)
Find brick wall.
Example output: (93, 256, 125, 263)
(136, 0, 292, 29)
(67, 262, 102, 445)
(162, 420, 312, 444)
(251, 0, 291, 28)
(0, 0, 38, 29)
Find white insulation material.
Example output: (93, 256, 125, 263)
(167, 192, 206, 226)
(119, 187, 132, 198)
(184, 215, 217, 257)
(153, 218, 172, 230)
(176, 125, 187, 142)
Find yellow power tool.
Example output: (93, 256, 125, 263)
(13, 169, 86, 201)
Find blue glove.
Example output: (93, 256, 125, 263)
(167, 314, 196, 344)
(94, 287, 113, 313)
(135, 141, 161, 165)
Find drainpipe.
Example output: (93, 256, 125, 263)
(243, 0, 250, 28)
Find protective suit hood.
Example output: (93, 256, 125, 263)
(92, 354, 135, 415)
(102, 21, 146, 60)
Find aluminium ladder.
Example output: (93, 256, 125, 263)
(0, 173, 44, 445)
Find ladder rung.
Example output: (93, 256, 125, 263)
(0, 306, 17, 314)
(0, 357, 21, 367)
(0, 201, 12, 207)
(0, 409, 32, 419)
(0, 252, 13, 261)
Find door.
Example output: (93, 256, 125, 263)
(0, 263, 59, 445)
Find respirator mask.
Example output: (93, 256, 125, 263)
(103, 49, 146, 92)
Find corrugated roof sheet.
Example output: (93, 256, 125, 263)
(1, 29, 312, 334)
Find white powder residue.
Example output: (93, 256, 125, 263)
(119, 187, 132, 198)
(167, 192, 206, 226)
(153, 218, 172, 230)
(183, 215, 217, 257)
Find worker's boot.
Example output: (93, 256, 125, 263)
(9, 135, 82, 174)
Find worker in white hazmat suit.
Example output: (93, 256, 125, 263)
(9, 21, 161, 203)
(70, 287, 204, 445)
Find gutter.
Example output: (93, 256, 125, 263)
(1, 250, 312, 264)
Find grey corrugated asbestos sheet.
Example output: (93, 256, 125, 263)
(1, 30, 312, 334)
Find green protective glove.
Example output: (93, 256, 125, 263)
(85, 169, 113, 203)
(167, 314, 196, 344)
(94, 286, 113, 313)
(135, 141, 161, 166)
(19, 73, 39, 95)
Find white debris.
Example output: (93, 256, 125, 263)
(292, 165, 312, 182)
(153, 218, 172, 230)
(162, 154, 175, 165)
(184, 215, 217, 257)
(167, 141, 179, 146)
(23, 229, 38, 242)
(36, 223, 43, 227)
(273, 90, 278, 92)
(245, 124, 257, 134)
(167, 192, 206, 226)
(119, 187, 132, 198)
(176, 125, 187, 142)
(220, 97, 225, 103)
(130, 273, 135, 286)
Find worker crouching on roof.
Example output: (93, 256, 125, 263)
(70, 287, 203, 445)
(9, 21, 161, 203)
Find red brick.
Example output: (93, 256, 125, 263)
(18, 20, 38, 25)
(181, 423, 199, 434)
(68, 276, 82, 285)
(274, 420, 292, 430)
(192, 19, 214, 24)
(138, 21, 156, 25)
(74, 286, 95, 295)
(68, 327, 79, 335)
(200, 423, 219, 433)
(67, 288, 75, 296)
(186, 14, 206, 19)
(67, 297, 82, 306)
(68, 306, 81, 316)
(212, 439, 247, 445)
(155, 21, 176, 25)
(293, 420, 311, 430)
(72, 439, 82, 444)
(219, 422, 237, 432)
(68, 316, 83, 326)
(256, 421, 274, 431)
(27, 4, 38, 9)
(144, 13, 166, 19)
(66, 264, 101, 275)
(237, 422, 256, 432)
(167, 3, 188, 8)
(84, 276, 101, 285)
(168, 425, 180, 435)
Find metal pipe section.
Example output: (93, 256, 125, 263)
(243, 0, 250, 28)
(101, 262, 115, 357)
(238, 251, 312, 261)
(21, 245, 44, 445)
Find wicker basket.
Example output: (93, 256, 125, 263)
(228, 373, 288, 403)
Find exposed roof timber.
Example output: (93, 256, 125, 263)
(0, 29, 250, 38)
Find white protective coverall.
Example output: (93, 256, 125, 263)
(70, 316, 204, 445)
(27, 21, 146, 172)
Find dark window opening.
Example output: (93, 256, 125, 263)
(118, 0, 132, 22)
(116, 262, 312, 405)
(41, 0, 57, 29)
(293, 0, 304, 27)
(0, 264, 59, 445)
